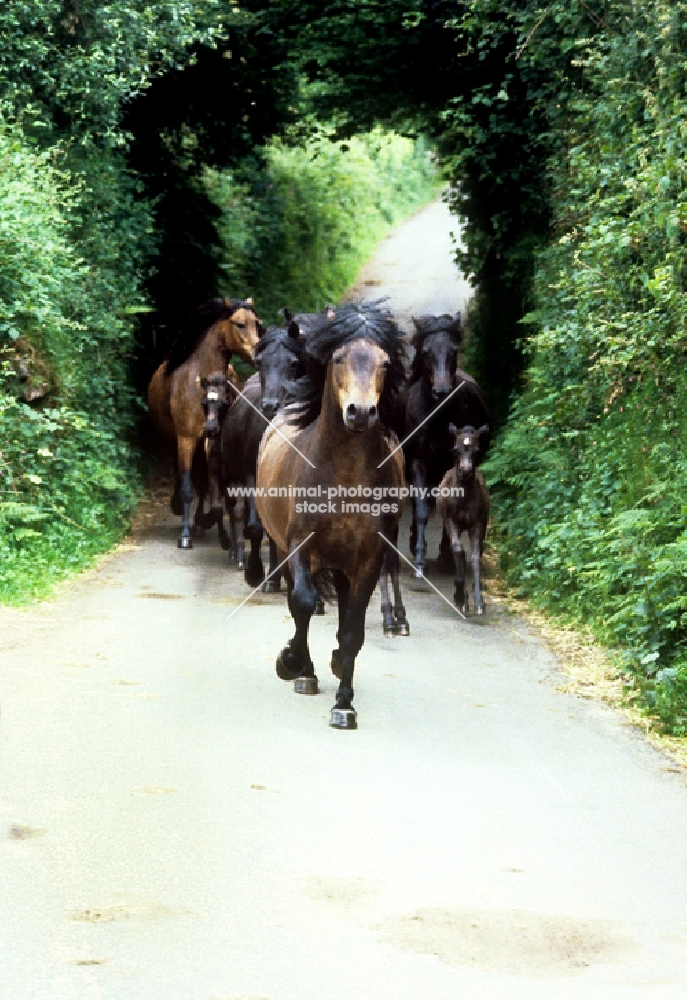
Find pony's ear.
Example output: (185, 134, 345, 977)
(477, 424, 490, 439)
(281, 307, 294, 323)
(326, 306, 336, 320)
(245, 296, 254, 307)
(448, 422, 458, 437)
(287, 319, 300, 339)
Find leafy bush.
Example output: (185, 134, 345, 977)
(485, 0, 687, 732)
(0, 118, 141, 602)
(206, 128, 441, 323)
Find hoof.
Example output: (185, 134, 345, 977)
(277, 647, 312, 682)
(178, 536, 193, 549)
(219, 534, 231, 552)
(396, 621, 410, 636)
(383, 624, 396, 637)
(330, 707, 357, 730)
(245, 565, 265, 588)
(276, 649, 300, 681)
(294, 675, 319, 695)
(330, 650, 343, 680)
(476, 604, 485, 616)
(413, 566, 424, 580)
(262, 578, 281, 593)
(314, 599, 325, 616)
(237, 557, 245, 570)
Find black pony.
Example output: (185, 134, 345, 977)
(403, 313, 490, 576)
(221, 319, 308, 588)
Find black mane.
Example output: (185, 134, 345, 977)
(164, 297, 258, 375)
(254, 322, 306, 366)
(287, 301, 406, 430)
(410, 313, 463, 383)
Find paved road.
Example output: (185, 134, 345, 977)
(2, 198, 687, 1000)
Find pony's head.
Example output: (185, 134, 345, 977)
(287, 300, 406, 432)
(411, 313, 463, 399)
(449, 423, 489, 480)
(217, 297, 263, 363)
(254, 320, 306, 421)
(164, 296, 264, 374)
(200, 373, 231, 438)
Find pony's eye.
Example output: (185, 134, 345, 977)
(236, 322, 246, 330)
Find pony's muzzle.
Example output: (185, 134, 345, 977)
(261, 399, 279, 421)
(345, 403, 377, 433)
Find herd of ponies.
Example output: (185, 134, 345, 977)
(147, 297, 491, 729)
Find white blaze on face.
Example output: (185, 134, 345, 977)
(463, 437, 471, 446)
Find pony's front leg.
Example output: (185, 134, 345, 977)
(244, 474, 265, 588)
(331, 570, 351, 676)
(448, 520, 467, 613)
(378, 541, 409, 637)
(330, 569, 379, 730)
(471, 522, 486, 615)
(176, 436, 196, 549)
(410, 457, 429, 577)
(203, 436, 226, 541)
(276, 546, 319, 695)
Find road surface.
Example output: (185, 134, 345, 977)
(2, 197, 687, 1000)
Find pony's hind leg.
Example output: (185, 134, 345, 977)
(471, 522, 486, 615)
(262, 536, 281, 593)
(191, 440, 208, 538)
(277, 546, 318, 694)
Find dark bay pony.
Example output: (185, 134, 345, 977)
(221, 319, 308, 587)
(255, 301, 406, 730)
(404, 313, 491, 576)
(147, 296, 263, 548)
(437, 424, 491, 614)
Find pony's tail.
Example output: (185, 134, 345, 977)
(313, 569, 337, 604)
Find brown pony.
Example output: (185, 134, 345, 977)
(147, 296, 262, 548)
(255, 301, 406, 730)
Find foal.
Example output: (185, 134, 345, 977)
(437, 424, 490, 614)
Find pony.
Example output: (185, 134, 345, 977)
(200, 371, 235, 552)
(403, 313, 490, 576)
(437, 424, 490, 613)
(147, 296, 263, 548)
(221, 319, 308, 587)
(255, 301, 406, 729)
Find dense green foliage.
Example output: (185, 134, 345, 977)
(0, 118, 141, 599)
(482, 0, 687, 732)
(207, 129, 439, 324)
